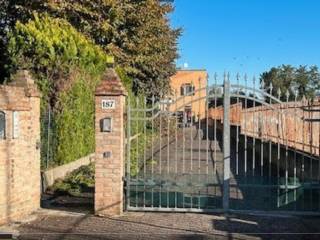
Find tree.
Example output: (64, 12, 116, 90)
(260, 65, 320, 101)
(7, 14, 113, 166)
(7, 13, 113, 105)
(0, 0, 47, 81)
(0, 0, 181, 96)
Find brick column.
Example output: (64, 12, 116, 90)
(0, 70, 40, 225)
(95, 69, 127, 216)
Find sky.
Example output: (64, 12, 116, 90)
(170, 0, 320, 84)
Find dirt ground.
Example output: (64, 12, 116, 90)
(0, 207, 319, 240)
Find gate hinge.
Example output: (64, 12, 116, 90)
(122, 176, 128, 183)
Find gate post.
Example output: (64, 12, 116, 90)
(0, 70, 40, 225)
(94, 69, 127, 216)
(223, 73, 230, 211)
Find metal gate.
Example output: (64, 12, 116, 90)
(125, 73, 320, 213)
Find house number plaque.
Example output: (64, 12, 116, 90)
(102, 100, 116, 110)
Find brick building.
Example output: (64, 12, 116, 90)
(168, 69, 208, 121)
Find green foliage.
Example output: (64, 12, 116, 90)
(130, 132, 152, 176)
(49, 163, 95, 196)
(1, 0, 181, 96)
(7, 13, 113, 100)
(2, 4, 176, 168)
(7, 14, 113, 167)
(119, 67, 147, 175)
(260, 65, 320, 101)
(54, 70, 98, 165)
(128, 100, 150, 176)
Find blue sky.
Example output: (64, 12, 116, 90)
(170, 0, 320, 84)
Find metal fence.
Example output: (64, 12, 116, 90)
(125, 73, 320, 214)
(40, 106, 57, 170)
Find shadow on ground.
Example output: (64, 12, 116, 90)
(17, 205, 320, 240)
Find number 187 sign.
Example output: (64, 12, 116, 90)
(102, 99, 116, 109)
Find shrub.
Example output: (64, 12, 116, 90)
(49, 163, 95, 197)
(6, 14, 113, 167)
(54, 70, 99, 165)
(7, 13, 113, 104)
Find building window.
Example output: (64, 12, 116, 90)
(180, 84, 195, 96)
(0, 111, 5, 140)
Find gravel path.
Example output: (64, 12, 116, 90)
(11, 210, 320, 240)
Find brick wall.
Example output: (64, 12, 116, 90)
(209, 100, 320, 157)
(241, 101, 320, 156)
(0, 71, 40, 225)
(209, 103, 242, 125)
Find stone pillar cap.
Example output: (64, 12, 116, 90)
(9, 70, 40, 97)
(9, 70, 34, 86)
(95, 69, 128, 96)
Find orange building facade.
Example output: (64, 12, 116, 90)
(168, 70, 208, 121)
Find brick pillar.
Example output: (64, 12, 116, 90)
(95, 69, 127, 216)
(0, 70, 40, 225)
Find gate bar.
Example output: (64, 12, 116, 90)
(223, 73, 231, 211)
(126, 98, 131, 209)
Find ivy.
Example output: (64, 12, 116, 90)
(6, 13, 148, 169)
(7, 14, 114, 167)
(54, 70, 98, 165)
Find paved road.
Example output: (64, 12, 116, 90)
(12, 210, 320, 240)
(149, 123, 224, 176)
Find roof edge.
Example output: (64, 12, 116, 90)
(176, 69, 207, 72)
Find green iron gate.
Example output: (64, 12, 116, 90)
(125, 73, 320, 213)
